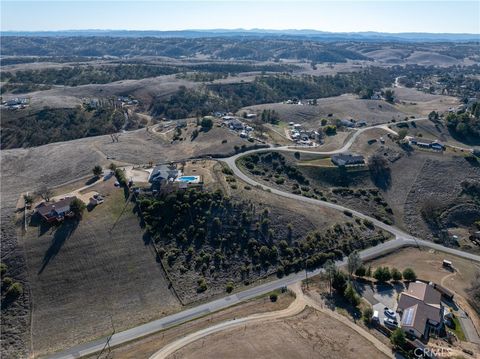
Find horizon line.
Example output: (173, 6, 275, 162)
(1, 28, 479, 35)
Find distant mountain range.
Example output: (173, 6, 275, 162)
(2, 29, 479, 42)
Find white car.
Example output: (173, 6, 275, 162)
(384, 317, 398, 328)
(384, 308, 396, 318)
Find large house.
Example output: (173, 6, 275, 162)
(36, 197, 77, 223)
(409, 138, 445, 151)
(149, 164, 181, 187)
(331, 153, 365, 167)
(397, 282, 444, 339)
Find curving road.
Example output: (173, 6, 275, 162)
(48, 120, 480, 359)
(149, 283, 394, 359)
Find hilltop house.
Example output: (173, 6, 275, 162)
(223, 119, 244, 131)
(339, 119, 355, 128)
(409, 138, 445, 151)
(397, 282, 444, 339)
(331, 153, 365, 167)
(149, 164, 181, 188)
(36, 197, 77, 223)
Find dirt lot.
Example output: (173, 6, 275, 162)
(392, 87, 460, 116)
(87, 290, 295, 359)
(21, 179, 180, 357)
(170, 306, 389, 359)
(367, 247, 479, 300)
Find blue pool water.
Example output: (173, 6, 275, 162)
(177, 176, 199, 182)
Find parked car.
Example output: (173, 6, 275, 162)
(384, 317, 398, 328)
(384, 308, 396, 318)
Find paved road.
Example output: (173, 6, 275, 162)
(149, 284, 308, 359)
(49, 237, 480, 359)
(48, 120, 479, 359)
(457, 308, 480, 344)
(150, 283, 394, 359)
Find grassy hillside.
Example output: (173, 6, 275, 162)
(21, 180, 180, 357)
(1, 105, 145, 149)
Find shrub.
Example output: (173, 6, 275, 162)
(332, 270, 347, 294)
(200, 117, 213, 131)
(0, 263, 7, 277)
(92, 165, 103, 177)
(373, 266, 391, 282)
(391, 268, 403, 281)
(269, 292, 278, 302)
(363, 307, 373, 325)
(363, 219, 374, 229)
(222, 167, 234, 175)
(355, 266, 366, 277)
(23, 194, 34, 206)
(324, 125, 337, 135)
(196, 278, 208, 293)
(402, 268, 417, 282)
(225, 282, 234, 293)
(390, 328, 406, 348)
(70, 198, 86, 219)
(114, 168, 127, 186)
(7, 282, 23, 298)
(344, 282, 361, 306)
(2, 277, 13, 288)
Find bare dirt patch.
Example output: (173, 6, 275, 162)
(170, 306, 389, 359)
(366, 247, 479, 299)
(86, 290, 295, 359)
(403, 155, 480, 245)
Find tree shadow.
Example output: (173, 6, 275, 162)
(38, 220, 79, 275)
(398, 142, 414, 156)
(29, 214, 55, 237)
(85, 176, 98, 186)
(370, 167, 392, 191)
(1, 292, 21, 310)
(323, 292, 362, 321)
(142, 231, 152, 246)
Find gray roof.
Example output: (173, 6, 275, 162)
(398, 282, 442, 336)
(149, 165, 179, 183)
(37, 196, 77, 218)
(331, 153, 365, 166)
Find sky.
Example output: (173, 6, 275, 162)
(1, 1, 479, 34)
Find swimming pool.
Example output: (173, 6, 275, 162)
(176, 175, 201, 183)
